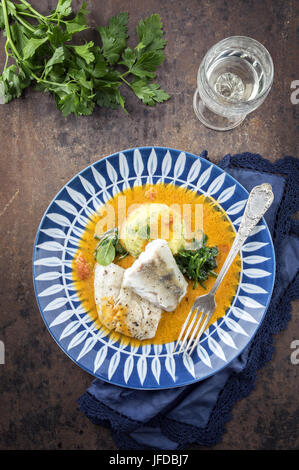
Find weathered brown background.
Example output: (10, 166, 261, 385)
(0, 0, 298, 450)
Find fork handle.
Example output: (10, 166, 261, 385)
(210, 183, 274, 296)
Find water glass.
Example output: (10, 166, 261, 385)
(193, 36, 274, 131)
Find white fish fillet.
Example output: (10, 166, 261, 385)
(94, 263, 124, 307)
(122, 239, 188, 312)
(94, 263, 161, 340)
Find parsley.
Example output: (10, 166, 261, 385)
(175, 235, 219, 289)
(0, 0, 170, 116)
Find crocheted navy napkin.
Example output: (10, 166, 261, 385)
(78, 152, 299, 450)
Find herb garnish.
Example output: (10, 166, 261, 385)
(0, 0, 170, 115)
(137, 223, 151, 240)
(174, 234, 218, 289)
(95, 228, 128, 266)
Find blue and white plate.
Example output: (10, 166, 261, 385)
(33, 147, 275, 390)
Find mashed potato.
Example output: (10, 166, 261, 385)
(120, 203, 186, 257)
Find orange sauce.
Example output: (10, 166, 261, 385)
(72, 183, 241, 346)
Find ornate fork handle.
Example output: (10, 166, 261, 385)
(210, 183, 274, 296)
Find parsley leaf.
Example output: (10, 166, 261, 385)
(47, 25, 72, 47)
(0, 65, 31, 103)
(22, 37, 49, 60)
(118, 12, 169, 106)
(65, 22, 89, 35)
(74, 1, 90, 25)
(58, 91, 80, 116)
(131, 80, 169, 106)
(136, 14, 166, 53)
(71, 41, 95, 64)
(120, 47, 136, 69)
(130, 50, 165, 79)
(44, 46, 66, 75)
(97, 12, 128, 64)
(54, 0, 73, 19)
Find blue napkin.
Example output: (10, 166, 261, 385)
(78, 152, 299, 450)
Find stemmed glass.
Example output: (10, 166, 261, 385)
(193, 36, 274, 131)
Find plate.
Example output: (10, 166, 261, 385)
(33, 147, 275, 389)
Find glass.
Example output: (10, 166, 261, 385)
(193, 36, 274, 131)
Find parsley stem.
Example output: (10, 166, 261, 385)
(30, 72, 70, 88)
(120, 76, 131, 88)
(15, 14, 36, 33)
(1, 0, 22, 61)
(18, 0, 46, 22)
(0, 1, 61, 88)
(3, 41, 9, 71)
(14, 11, 38, 20)
(120, 71, 131, 78)
(17, 11, 69, 25)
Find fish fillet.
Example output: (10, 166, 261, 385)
(122, 239, 188, 312)
(94, 263, 162, 340)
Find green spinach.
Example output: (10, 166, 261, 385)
(175, 234, 218, 289)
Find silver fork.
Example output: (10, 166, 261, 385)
(173, 183, 274, 356)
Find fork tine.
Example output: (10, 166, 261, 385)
(175, 305, 198, 353)
(183, 310, 205, 354)
(177, 311, 200, 354)
(187, 313, 210, 356)
(173, 304, 197, 353)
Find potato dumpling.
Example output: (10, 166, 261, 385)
(120, 203, 186, 257)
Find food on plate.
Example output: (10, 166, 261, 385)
(120, 203, 185, 257)
(73, 183, 241, 345)
(74, 252, 91, 280)
(94, 228, 128, 266)
(174, 233, 218, 289)
(94, 263, 162, 340)
(94, 263, 124, 309)
(144, 187, 158, 200)
(123, 239, 188, 311)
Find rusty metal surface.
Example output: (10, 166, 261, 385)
(0, 0, 298, 450)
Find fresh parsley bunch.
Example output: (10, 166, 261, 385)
(0, 0, 170, 116)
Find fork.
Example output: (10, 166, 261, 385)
(173, 183, 274, 356)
